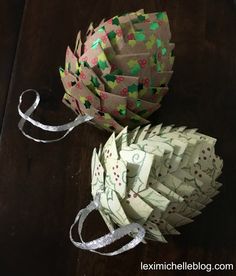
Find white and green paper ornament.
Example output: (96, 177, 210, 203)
(70, 124, 223, 255)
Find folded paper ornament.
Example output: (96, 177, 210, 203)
(16, 9, 223, 256)
(70, 124, 223, 254)
(60, 10, 174, 133)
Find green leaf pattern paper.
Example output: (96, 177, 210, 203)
(90, 124, 223, 243)
(91, 149, 104, 197)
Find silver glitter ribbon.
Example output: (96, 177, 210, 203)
(70, 194, 146, 256)
(18, 89, 93, 143)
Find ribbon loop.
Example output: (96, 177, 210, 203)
(70, 194, 146, 256)
(18, 89, 93, 143)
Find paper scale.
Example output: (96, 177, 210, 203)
(91, 124, 223, 242)
(60, 10, 174, 132)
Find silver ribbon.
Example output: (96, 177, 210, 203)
(18, 89, 146, 254)
(18, 89, 93, 143)
(70, 194, 146, 256)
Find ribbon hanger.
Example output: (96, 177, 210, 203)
(18, 89, 146, 255)
(18, 89, 93, 143)
(70, 194, 146, 256)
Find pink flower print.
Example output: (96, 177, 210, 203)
(127, 101, 135, 109)
(84, 45, 88, 52)
(113, 109, 120, 117)
(111, 63, 117, 71)
(91, 57, 98, 66)
(100, 92, 108, 100)
(143, 78, 150, 87)
(116, 29, 123, 37)
(107, 18, 113, 24)
(138, 59, 147, 68)
(86, 95, 93, 102)
(127, 33, 135, 40)
(101, 35, 108, 44)
(100, 106, 108, 113)
(81, 56, 88, 62)
(67, 82, 72, 88)
(116, 76, 124, 83)
(121, 88, 128, 96)
(76, 82, 81, 89)
(80, 72, 86, 79)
